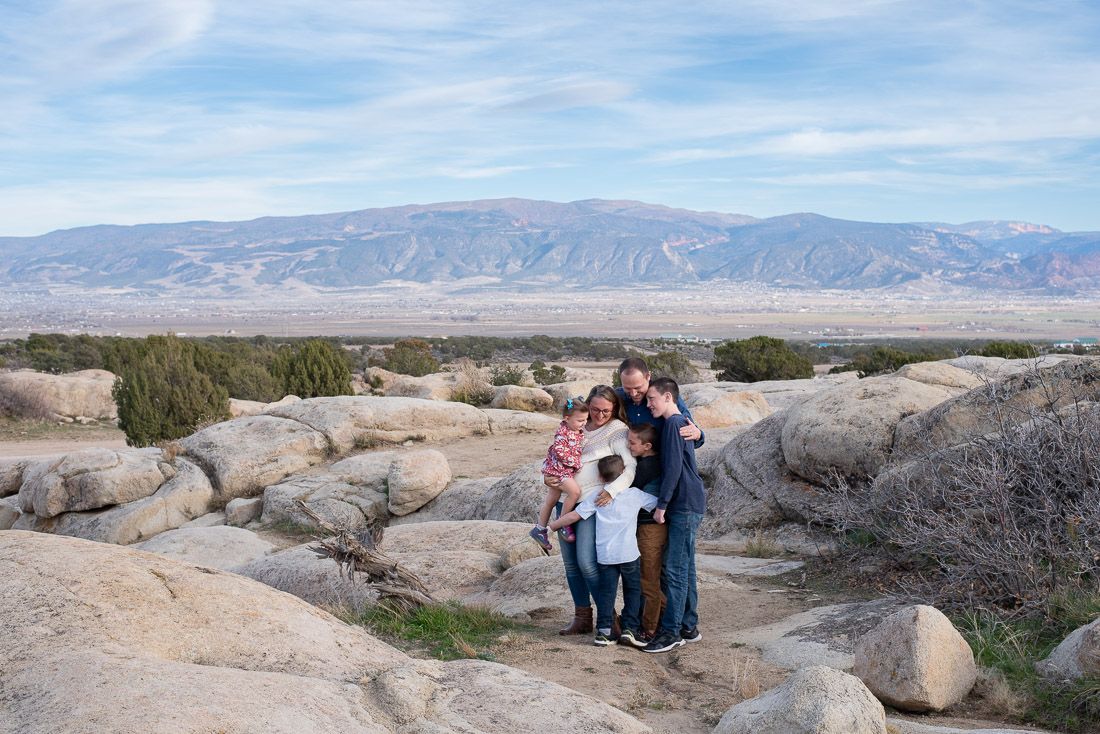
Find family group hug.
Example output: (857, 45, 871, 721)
(528, 357, 707, 654)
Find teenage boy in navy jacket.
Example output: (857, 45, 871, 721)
(641, 377, 706, 654)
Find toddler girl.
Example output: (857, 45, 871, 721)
(529, 397, 588, 552)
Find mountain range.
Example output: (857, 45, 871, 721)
(2, 198, 1098, 293)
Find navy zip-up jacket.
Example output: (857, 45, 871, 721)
(615, 386, 705, 448)
(656, 413, 706, 515)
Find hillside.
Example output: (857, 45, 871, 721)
(3, 198, 1099, 293)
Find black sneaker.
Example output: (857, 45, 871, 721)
(642, 630, 684, 654)
(680, 627, 702, 643)
(593, 632, 618, 646)
(618, 628, 647, 648)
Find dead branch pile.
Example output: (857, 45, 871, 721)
(296, 501, 436, 613)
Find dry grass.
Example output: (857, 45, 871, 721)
(973, 666, 1027, 718)
(742, 530, 783, 559)
(451, 362, 493, 406)
(0, 381, 54, 421)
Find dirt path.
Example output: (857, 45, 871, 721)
(493, 578, 810, 733)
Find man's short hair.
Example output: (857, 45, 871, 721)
(628, 422, 659, 451)
(649, 376, 679, 401)
(618, 356, 649, 379)
(598, 455, 625, 482)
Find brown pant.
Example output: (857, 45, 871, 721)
(637, 522, 668, 635)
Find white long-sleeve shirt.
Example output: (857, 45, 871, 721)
(575, 487, 658, 565)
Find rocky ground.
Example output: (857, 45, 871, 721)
(4, 358, 1092, 733)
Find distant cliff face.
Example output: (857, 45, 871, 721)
(1, 198, 1097, 293)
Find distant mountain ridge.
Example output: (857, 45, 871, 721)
(2, 198, 1098, 293)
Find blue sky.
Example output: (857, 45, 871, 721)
(2, 0, 1099, 236)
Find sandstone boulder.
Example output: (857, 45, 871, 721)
(466, 462, 544, 523)
(228, 397, 267, 417)
(225, 496, 263, 526)
(680, 386, 771, 428)
(0, 457, 30, 497)
(946, 354, 1070, 378)
(180, 414, 329, 499)
(11, 457, 214, 545)
(542, 380, 602, 412)
(484, 408, 559, 434)
(386, 371, 461, 401)
(893, 359, 1100, 461)
(387, 449, 452, 516)
(364, 366, 400, 392)
(781, 374, 961, 480)
(0, 497, 19, 530)
(489, 385, 553, 412)
(0, 368, 117, 420)
(265, 395, 491, 446)
(182, 510, 226, 528)
(0, 531, 648, 734)
(853, 604, 977, 712)
(262, 474, 388, 531)
(18, 447, 171, 518)
(703, 413, 819, 534)
(714, 665, 887, 734)
(135, 525, 276, 570)
(691, 373, 857, 411)
(1037, 616, 1100, 680)
(895, 362, 985, 391)
(389, 477, 499, 524)
(232, 542, 380, 612)
(329, 450, 399, 486)
(466, 554, 572, 620)
(384, 520, 552, 564)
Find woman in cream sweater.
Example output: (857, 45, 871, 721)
(550, 384, 636, 635)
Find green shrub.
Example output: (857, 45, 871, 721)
(980, 340, 1040, 359)
(488, 362, 526, 386)
(646, 349, 701, 384)
(829, 345, 949, 377)
(378, 338, 440, 377)
(271, 339, 353, 398)
(711, 336, 813, 382)
(221, 360, 283, 402)
(529, 360, 566, 385)
(112, 335, 230, 447)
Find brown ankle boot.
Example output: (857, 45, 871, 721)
(559, 606, 593, 635)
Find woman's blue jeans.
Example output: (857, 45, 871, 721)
(659, 511, 702, 634)
(557, 502, 600, 607)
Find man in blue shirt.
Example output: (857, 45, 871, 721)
(614, 357, 705, 448)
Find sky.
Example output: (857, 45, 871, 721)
(1, 0, 1099, 236)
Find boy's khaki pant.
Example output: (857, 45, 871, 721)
(637, 522, 668, 634)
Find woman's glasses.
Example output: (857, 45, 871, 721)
(589, 408, 612, 416)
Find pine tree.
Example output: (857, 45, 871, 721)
(112, 335, 230, 446)
(272, 339, 353, 398)
(711, 336, 814, 382)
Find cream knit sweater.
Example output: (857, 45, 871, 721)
(573, 419, 637, 503)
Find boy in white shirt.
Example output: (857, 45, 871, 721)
(549, 454, 657, 646)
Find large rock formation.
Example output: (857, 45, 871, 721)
(12, 457, 214, 545)
(679, 386, 771, 429)
(0, 368, 117, 420)
(489, 385, 554, 412)
(0, 531, 650, 734)
(181, 414, 330, 500)
(853, 605, 978, 712)
(1037, 616, 1100, 680)
(714, 665, 887, 734)
(134, 525, 276, 570)
(17, 447, 171, 517)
